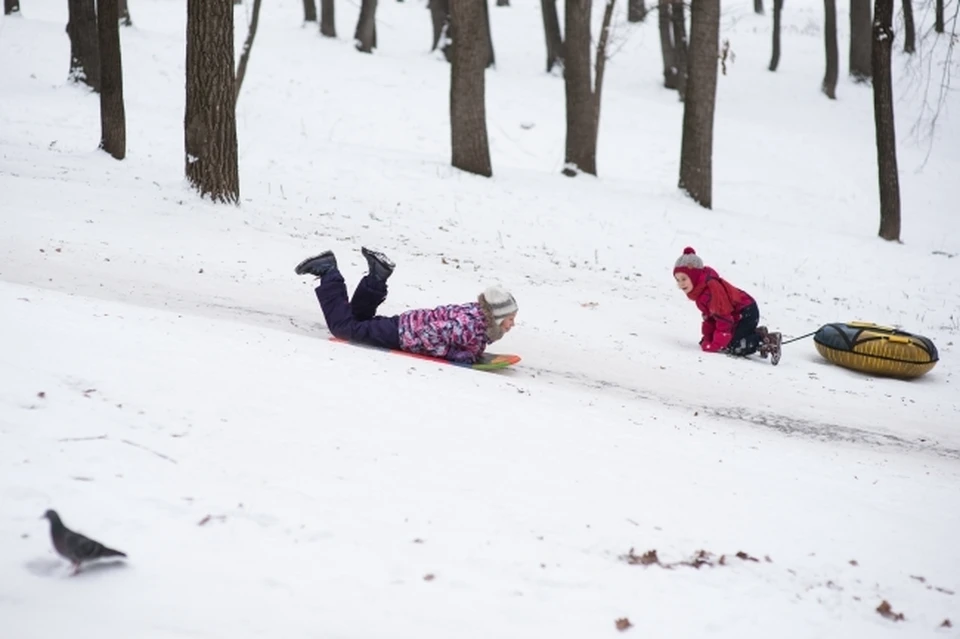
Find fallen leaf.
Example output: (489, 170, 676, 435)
(615, 617, 632, 631)
(941, 619, 952, 628)
(934, 586, 955, 595)
(736, 551, 759, 562)
(910, 575, 926, 583)
(623, 548, 659, 565)
(849, 559, 859, 566)
(423, 574, 435, 581)
(412, 538, 424, 544)
(764, 555, 773, 563)
(37, 392, 46, 399)
(876, 600, 905, 621)
(197, 515, 212, 526)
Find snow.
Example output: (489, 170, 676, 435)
(1, 0, 958, 636)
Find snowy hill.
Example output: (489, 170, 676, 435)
(1, 0, 958, 637)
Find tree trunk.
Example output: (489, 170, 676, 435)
(96, 0, 126, 159)
(678, 0, 720, 209)
(822, 0, 838, 98)
(118, 0, 131, 25)
(236, 0, 264, 102)
(304, 0, 317, 22)
(542, 0, 564, 73)
(449, 0, 492, 176)
(497, 0, 509, 5)
(901, 0, 915, 53)
(185, 0, 240, 204)
(67, 0, 101, 91)
(429, 0, 452, 61)
(670, 0, 688, 99)
(849, 0, 872, 82)
(768, 0, 783, 71)
(482, 0, 496, 67)
(658, 0, 678, 88)
(872, 0, 900, 240)
(627, 0, 646, 22)
(320, 0, 336, 36)
(563, 0, 596, 176)
(592, 0, 616, 141)
(354, 0, 378, 52)
(754, 0, 763, 14)
(4, 0, 20, 15)
(934, 0, 943, 33)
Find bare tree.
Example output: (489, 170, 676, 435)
(118, 0, 132, 25)
(430, 0, 452, 60)
(4, 0, 20, 15)
(628, 0, 646, 22)
(678, 0, 720, 209)
(236, 0, 264, 102)
(355, 0, 378, 52)
(670, 0, 688, 99)
(321, 0, 336, 36)
(754, 0, 763, 14)
(185, 0, 240, 204)
(96, 0, 126, 159)
(849, 0, 872, 81)
(935, 0, 944, 32)
(450, 0, 492, 176)
(542, 0, 564, 72)
(768, 0, 783, 70)
(482, 0, 496, 67)
(902, 0, 915, 53)
(562, 0, 616, 176)
(658, 0, 679, 88)
(67, 0, 101, 91)
(823, 0, 838, 98)
(304, 0, 317, 22)
(872, 0, 900, 240)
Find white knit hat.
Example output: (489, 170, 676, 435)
(482, 285, 518, 320)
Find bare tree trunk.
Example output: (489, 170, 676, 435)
(671, 0, 688, 99)
(354, 0, 378, 52)
(592, 0, 616, 139)
(934, 0, 944, 32)
(563, 0, 596, 176)
(754, 0, 763, 14)
(429, 0, 452, 60)
(658, 0, 678, 88)
(118, 0, 131, 25)
(901, 0, 915, 53)
(450, 0, 492, 176)
(678, 0, 720, 209)
(768, 0, 783, 70)
(822, 0, 838, 98)
(96, 0, 125, 159)
(849, 0, 872, 82)
(872, 0, 900, 240)
(320, 0, 336, 36)
(304, 0, 317, 22)
(482, 0, 496, 67)
(628, 0, 646, 22)
(236, 0, 264, 101)
(4, 0, 21, 15)
(542, 0, 564, 73)
(185, 0, 240, 204)
(67, 0, 101, 91)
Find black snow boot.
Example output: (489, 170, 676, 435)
(760, 331, 782, 366)
(295, 250, 338, 277)
(361, 246, 395, 281)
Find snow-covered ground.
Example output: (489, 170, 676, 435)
(1, 0, 957, 637)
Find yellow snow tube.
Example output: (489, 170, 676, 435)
(813, 322, 938, 379)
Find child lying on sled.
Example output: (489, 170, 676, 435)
(295, 247, 518, 365)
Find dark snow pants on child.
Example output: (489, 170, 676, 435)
(315, 269, 402, 350)
(725, 302, 762, 356)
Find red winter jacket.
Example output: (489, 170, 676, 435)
(687, 267, 755, 352)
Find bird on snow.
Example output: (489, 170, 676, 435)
(42, 509, 127, 574)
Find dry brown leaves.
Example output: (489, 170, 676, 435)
(876, 600, 905, 622)
(615, 617, 632, 631)
(621, 548, 772, 570)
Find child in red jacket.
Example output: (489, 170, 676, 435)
(673, 247, 782, 365)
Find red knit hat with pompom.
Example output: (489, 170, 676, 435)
(673, 247, 705, 286)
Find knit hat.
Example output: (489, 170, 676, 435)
(673, 246, 705, 285)
(481, 285, 519, 320)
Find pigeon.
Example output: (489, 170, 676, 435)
(42, 509, 127, 574)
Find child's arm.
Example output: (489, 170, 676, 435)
(701, 314, 735, 352)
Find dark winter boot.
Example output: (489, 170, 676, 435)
(361, 246, 395, 281)
(755, 326, 770, 359)
(295, 250, 338, 277)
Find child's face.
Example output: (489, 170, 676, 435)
(499, 313, 517, 333)
(674, 272, 693, 294)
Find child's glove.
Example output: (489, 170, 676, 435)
(701, 330, 733, 352)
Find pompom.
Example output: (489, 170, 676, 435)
(683, 247, 696, 255)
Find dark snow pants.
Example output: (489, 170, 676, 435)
(315, 269, 401, 350)
(725, 302, 762, 356)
